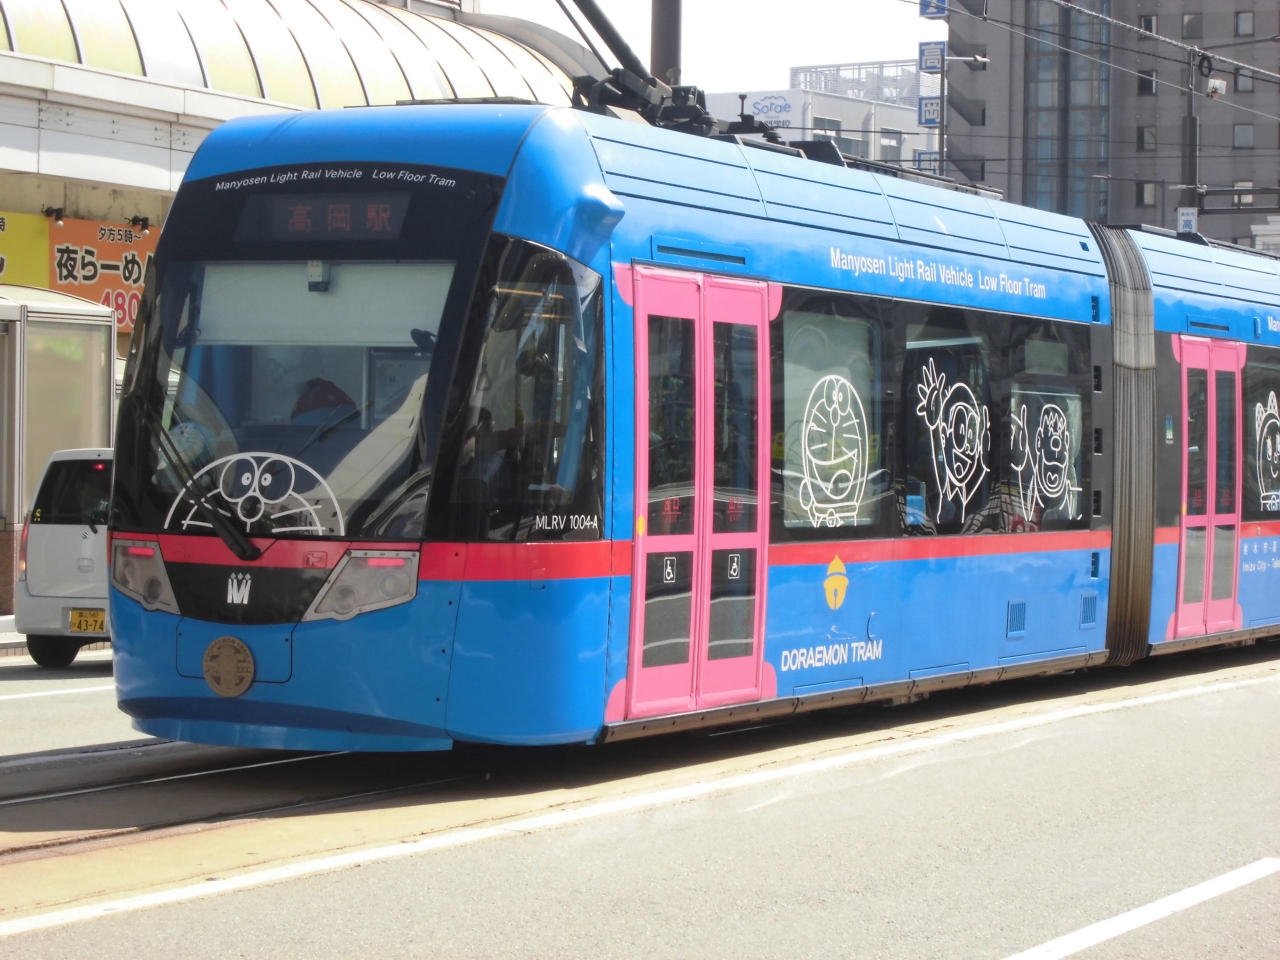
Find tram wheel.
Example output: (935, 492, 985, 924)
(26, 636, 79, 668)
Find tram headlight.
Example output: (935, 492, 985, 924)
(302, 550, 419, 622)
(111, 539, 180, 614)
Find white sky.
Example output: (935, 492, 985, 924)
(476, 0, 947, 93)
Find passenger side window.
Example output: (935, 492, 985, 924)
(901, 307, 996, 534)
(1005, 324, 1090, 531)
(439, 239, 604, 541)
(1242, 351, 1280, 521)
(772, 292, 893, 538)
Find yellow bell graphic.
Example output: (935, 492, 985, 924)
(824, 556, 848, 610)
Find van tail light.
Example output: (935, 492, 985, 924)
(302, 550, 418, 622)
(17, 516, 28, 582)
(111, 538, 180, 614)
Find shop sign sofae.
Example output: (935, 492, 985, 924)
(49, 218, 159, 332)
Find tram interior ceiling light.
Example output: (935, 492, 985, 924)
(129, 216, 150, 236)
(42, 206, 63, 227)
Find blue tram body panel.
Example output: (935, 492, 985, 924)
(108, 102, 1280, 753)
(184, 103, 550, 182)
(445, 576, 610, 745)
(569, 109, 1109, 323)
(764, 547, 1108, 695)
(1237, 531, 1280, 630)
(114, 586, 456, 752)
(1148, 544, 1179, 647)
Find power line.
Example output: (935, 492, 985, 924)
(998, 14, 1280, 89)
(1036, 0, 1280, 83)
(893, 0, 1280, 127)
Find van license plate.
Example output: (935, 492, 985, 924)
(69, 609, 105, 633)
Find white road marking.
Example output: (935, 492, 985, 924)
(0, 671, 1275, 939)
(0, 684, 114, 702)
(1004, 858, 1280, 960)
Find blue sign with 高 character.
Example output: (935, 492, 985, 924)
(920, 0, 947, 18)
(919, 41, 946, 73)
(915, 150, 940, 174)
(918, 96, 942, 127)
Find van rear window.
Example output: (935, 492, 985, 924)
(31, 460, 111, 525)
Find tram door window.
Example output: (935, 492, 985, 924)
(1175, 336, 1243, 638)
(628, 267, 772, 719)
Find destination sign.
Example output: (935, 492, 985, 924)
(233, 193, 411, 243)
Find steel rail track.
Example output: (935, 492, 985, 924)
(0, 750, 348, 808)
(0, 770, 478, 860)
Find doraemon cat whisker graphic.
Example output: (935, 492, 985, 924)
(1256, 391, 1280, 511)
(915, 358, 990, 523)
(164, 453, 345, 537)
(1011, 402, 1080, 519)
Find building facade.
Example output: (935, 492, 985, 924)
(705, 61, 940, 167)
(945, 0, 1279, 243)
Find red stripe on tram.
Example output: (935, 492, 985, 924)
(769, 529, 1112, 567)
(152, 535, 420, 569)
(419, 542, 633, 581)
(1241, 521, 1280, 538)
(461, 541, 617, 581)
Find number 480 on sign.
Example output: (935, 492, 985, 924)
(101, 287, 141, 329)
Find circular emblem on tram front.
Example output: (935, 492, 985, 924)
(202, 636, 255, 698)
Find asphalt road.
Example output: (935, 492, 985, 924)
(0, 646, 142, 758)
(1, 646, 1277, 959)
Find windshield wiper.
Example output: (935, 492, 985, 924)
(131, 394, 261, 561)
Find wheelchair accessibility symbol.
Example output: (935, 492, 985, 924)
(663, 556, 677, 583)
(728, 553, 741, 579)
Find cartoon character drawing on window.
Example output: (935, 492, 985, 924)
(1255, 391, 1280, 511)
(799, 374, 869, 527)
(916, 358, 990, 523)
(1011, 402, 1081, 519)
(165, 453, 345, 536)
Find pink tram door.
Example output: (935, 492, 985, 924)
(1174, 335, 1245, 638)
(626, 266, 774, 719)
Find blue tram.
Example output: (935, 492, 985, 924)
(107, 101, 1280, 751)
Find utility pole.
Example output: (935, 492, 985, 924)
(1181, 48, 1198, 212)
(651, 0, 681, 86)
(940, 61, 947, 177)
(1180, 36, 1278, 214)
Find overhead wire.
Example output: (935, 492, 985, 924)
(1034, 0, 1280, 82)
(887, 0, 1280, 127)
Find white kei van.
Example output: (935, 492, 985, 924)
(16, 448, 112, 667)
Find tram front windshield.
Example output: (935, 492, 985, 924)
(112, 161, 498, 542)
(144, 260, 450, 540)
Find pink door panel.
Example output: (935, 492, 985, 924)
(627, 267, 774, 719)
(628, 270, 701, 717)
(1174, 336, 1244, 639)
(696, 276, 770, 707)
